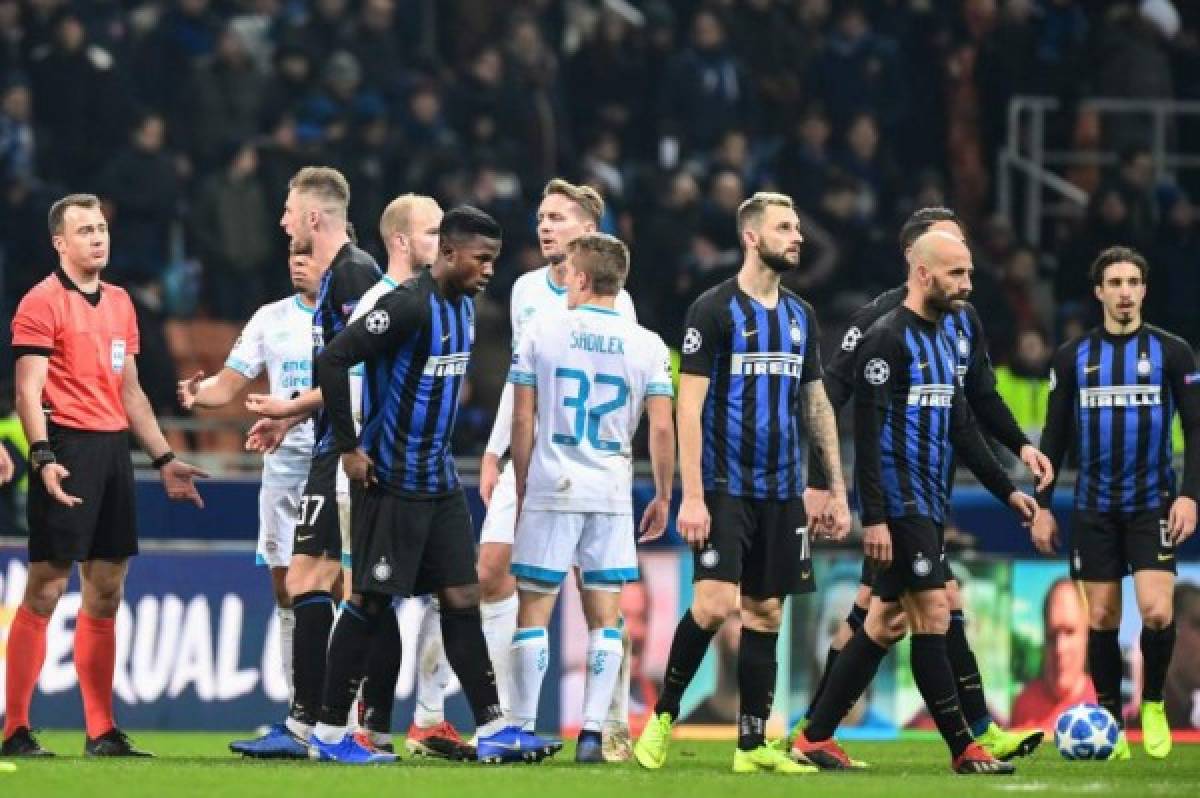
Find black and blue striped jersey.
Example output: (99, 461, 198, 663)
(809, 284, 1029, 490)
(1037, 324, 1200, 512)
(311, 242, 381, 456)
(316, 270, 475, 497)
(679, 277, 822, 500)
(854, 305, 1015, 526)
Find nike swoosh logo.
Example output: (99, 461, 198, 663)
(296, 534, 314, 542)
(1158, 553, 1174, 561)
(741, 329, 756, 338)
(487, 740, 523, 750)
(1085, 365, 1101, 373)
(442, 334, 451, 343)
(915, 362, 928, 369)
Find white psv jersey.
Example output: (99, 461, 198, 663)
(508, 304, 673, 514)
(510, 266, 637, 347)
(226, 295, 316, 486)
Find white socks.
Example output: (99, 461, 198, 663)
(606, 615, 631, 727)
(278, 606, 295, 701)
(481, 593, 519, 715)
(583, 627, 624, 732)
(313, 722, 345, 745)
(511, 626, 549, 730)
(413, 600, 449, 728)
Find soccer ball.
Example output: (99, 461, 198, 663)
(1054, 703, 1119, 760)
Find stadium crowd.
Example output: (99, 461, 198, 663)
(2, 0, 1200, 452)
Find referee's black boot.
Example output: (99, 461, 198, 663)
(85, 728, 153, 757)
(1, 727, 55, 757)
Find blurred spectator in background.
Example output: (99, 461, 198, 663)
(996, 245, 1053, 356)
(994, 327, 1052, 435)
(0, 378, 27, 535)
(660, 9, 748, 158)
(1155, 189, 1200, 344)
(98, 111, 182, 284)
(188, 22, 265, 168)
(0, 79, 34, 183)
(775, 104, 834, 214)
(1164, 583, 1200, 729)
(190, 140, 273, 319)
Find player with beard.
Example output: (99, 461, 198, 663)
(634, 192, 851, 775)
(793, 208, 1049, 762)
(791, 231, 1039, 774)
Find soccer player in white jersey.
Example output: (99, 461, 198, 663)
(177, 239, 324, 754)
(507, 233, 675, 763)
(464, 178, 638, 759)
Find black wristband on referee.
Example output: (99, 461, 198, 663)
(30, 441, 56, 472)
(152, 451, 176, 469)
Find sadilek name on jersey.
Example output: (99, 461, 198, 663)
(508, 304, 673, 514)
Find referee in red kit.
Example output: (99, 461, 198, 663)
(2, 194, 206, 758)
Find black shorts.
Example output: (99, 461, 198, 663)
(352, 487, 478, 597)
(694, 493, 815, 599)
(1069, 507, 1176, 580)
(871, 516, 948, 602)
(28, 426, 137, 563)
(860, 546, 958, 586)
(293, 452, 342, 560)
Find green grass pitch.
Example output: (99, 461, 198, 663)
(5, 733, 1198, 798)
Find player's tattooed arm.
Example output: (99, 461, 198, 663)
(802, 380, 850, 539)
(801, 380, 845, 497)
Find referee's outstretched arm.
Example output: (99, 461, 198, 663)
(120, 355, 209, 507)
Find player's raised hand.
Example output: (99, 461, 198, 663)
(177, 370, 204, 410)
(341, 448, 376, 486)
(638, 496, 671, 542)
(863, 523, 892, 569)
(480, 452, 501, 506)
(1030, 509, 1059, 555)
(677, 494, 711, 550)
(245, 418, 289, 454)
(245, 393, 295, 419)
(1019, 444, 1054, 493)
(41, 463, 83, 507)
(1007, 491, 1039, 527)
(1167, 495, 1197, 545)
(161, 458, 209, 508)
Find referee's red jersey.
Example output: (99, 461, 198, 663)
(11, 268, 140, 432)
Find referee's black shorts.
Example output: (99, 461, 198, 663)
(28, 425, 138, 562)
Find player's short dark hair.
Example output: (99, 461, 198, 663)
(288, 166, 350, 215)
(439, 205, 502, 244)
(899, 207, 961, 250)
(1089, 246, 1149, 286)
(567, 233, 629, 296)
(48, 193, 101, 235)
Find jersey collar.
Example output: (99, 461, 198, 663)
(55, 266, 103, 306)
(293, 295, 316, 314)
(545, 268, 567, 296)
(578, 304, 619, 316)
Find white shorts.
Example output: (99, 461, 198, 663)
(511, 510, 638, 592)
(257, 482, 302, 567)
(479, 463, 517, 546)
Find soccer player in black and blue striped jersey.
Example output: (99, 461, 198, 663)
(309, 206, 559, 765)
(796, 208, 1049, 762)
(793, 231, 1039, 774)
(634, 192, 851, 775)
(1034, 246, 1200, 761)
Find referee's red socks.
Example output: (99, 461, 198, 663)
(4, 606, 49, 737)
(74, 611, 117, 738)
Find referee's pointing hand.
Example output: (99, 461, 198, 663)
(41, 463, 83, 507)
(161, 458, 209, 508)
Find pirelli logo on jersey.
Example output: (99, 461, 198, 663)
(730, 352, 804, 377)
(424, 352, 470, 377)
(1079, 385, 1162, 408)
(906, 384, 955, 407)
